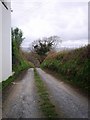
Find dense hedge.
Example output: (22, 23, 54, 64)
(41, 45, 89, 92)
(12, 41, 34, 71)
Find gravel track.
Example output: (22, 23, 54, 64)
(2, 68, 44, 118)
(36, 68, 88, 118)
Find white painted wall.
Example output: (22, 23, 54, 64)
(0, 1, 2, 82)
(0, 1, 12, 82)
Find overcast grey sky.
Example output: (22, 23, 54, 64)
(11, 0, 88, 49)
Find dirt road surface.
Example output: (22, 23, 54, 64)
(36, 68, 88, 118)
(2, 68, 89, 118)
(2, 68, 44, 118)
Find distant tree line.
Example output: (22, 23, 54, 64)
(12, 27, 61, 67)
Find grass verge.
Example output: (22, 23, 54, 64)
(34, 68, 58, 118)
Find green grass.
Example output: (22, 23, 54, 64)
(34, 69, 58, 118)
(41, 45, 89, 93)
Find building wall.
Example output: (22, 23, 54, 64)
(0, 1, 12, 82)
(0, 1, 2, 82)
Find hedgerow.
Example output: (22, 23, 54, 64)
(41, 45, 89, 92)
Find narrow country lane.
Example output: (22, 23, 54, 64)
(36, 68, 88, 118)
(2, 68, 44, 118)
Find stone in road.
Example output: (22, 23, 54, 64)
(36, 68, 88, 118)
(2, 68, 44, 118)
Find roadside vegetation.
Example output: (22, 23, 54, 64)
(34, 69, 58, 118)
(2, 28, 34, 90)
(41, 45, 89, 92)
